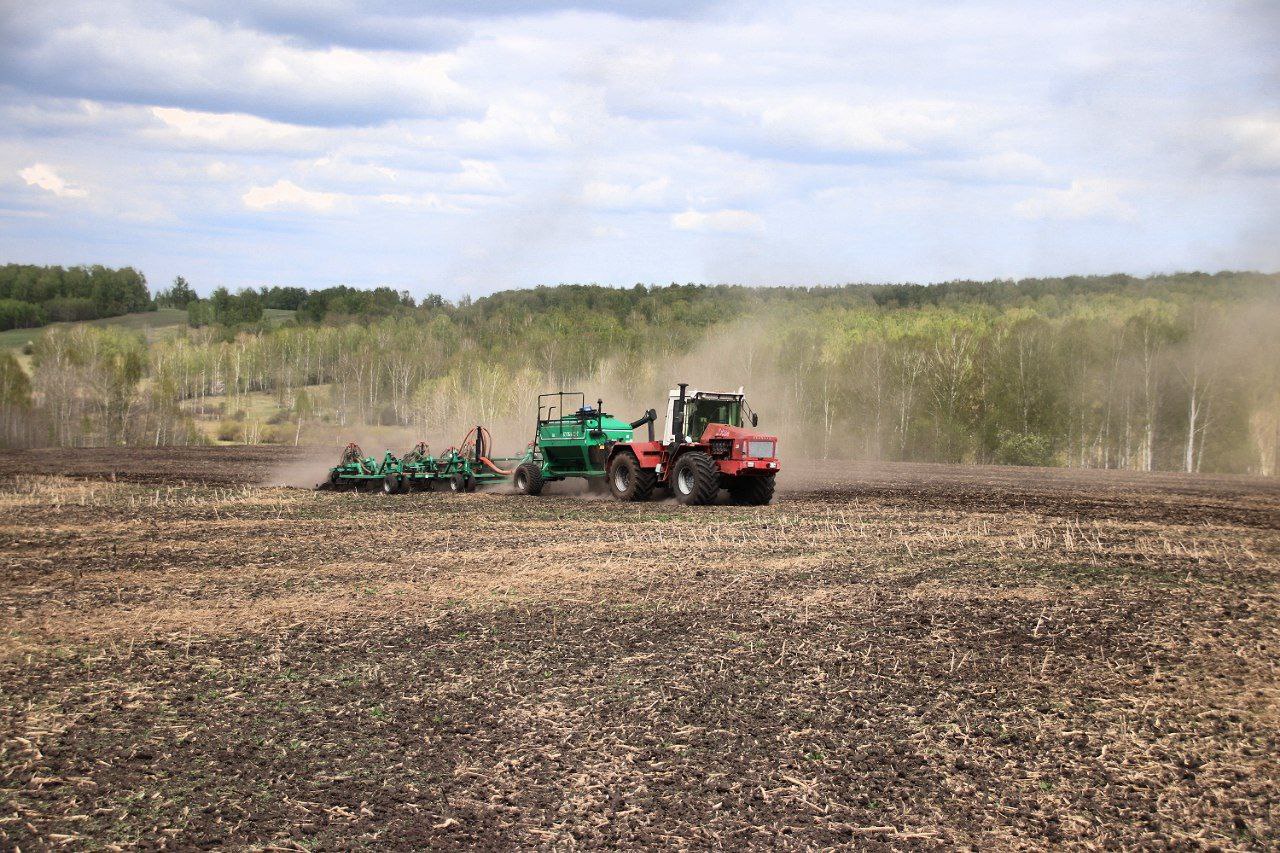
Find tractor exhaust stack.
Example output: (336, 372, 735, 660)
(672, 382, 688, 443)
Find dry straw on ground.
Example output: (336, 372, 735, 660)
(1, 449, 1277, 848)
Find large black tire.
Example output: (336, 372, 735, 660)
(449, 473, 467, 493)
(514, 462, 544, 495)
(607, 452, 656, 501)
(383, 473, 401, 494)
(671, 451, 719, 505)
(728, 475, 776, 506)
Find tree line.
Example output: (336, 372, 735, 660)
(1, 271, 1277, 475)
(0, 264, 151, 330)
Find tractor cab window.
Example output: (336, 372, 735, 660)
(685, 398, 741, 438)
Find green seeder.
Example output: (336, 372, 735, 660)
(509, 391, 655, 495)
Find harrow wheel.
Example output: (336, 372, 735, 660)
(450, 473, 467, 493)
(383, 473, 401, 495)
(671, 451, 719, 506)
(514, 462, 544, 496)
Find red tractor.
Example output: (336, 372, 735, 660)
(606, 383, 779, 505)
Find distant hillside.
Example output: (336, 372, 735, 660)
(0, 308, 296, 352)
(0, 271, 1277, 476)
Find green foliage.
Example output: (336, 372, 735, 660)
(0, 264, 151, 328)
(994, 430, 1056, 466)
(216, 420, 244, 442)
(155, 275, 198, 308)
(0, 298, 47, 331)
(297, 285, 413, 322)
(188, 288, 264, 328)
(260, 286, 309, 310)
(43, 297, 100, 322)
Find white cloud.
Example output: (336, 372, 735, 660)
(19, 163, 87, 198)
(671, 208, 763, 233)
(449, 160, 506, 192)
(455, 103, 568, 151)
(150, 107, 314, 147)
(935, 151, 1055, 184)
(582, 176, 670, 209)
(753, 97, 963, 157)
(242, 179, 340, 211)
(7, 10, 474, 126)
(1221, 114, 1280, 173)
(1014, 180, 1136, 222)
(374, 192, 459, 212)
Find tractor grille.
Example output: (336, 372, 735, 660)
(710, 438, 733, 459)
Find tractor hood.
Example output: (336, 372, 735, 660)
(700, 423, 778, 448)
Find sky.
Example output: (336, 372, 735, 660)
(0, 0, 1277, 299)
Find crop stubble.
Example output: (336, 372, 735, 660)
(0, 449, 1277, 849)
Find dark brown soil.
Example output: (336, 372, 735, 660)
(1, 449, 1277, 849)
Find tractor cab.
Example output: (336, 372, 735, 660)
(662, 385, 759, 443)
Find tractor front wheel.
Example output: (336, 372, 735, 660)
(514, 462, 544, 495)
(728, 475, 776, 506)
(607, 453, 655, 502)
(671, 451, 719, 505)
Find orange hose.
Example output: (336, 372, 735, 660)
(479, 456, 514, 476)
(449, 425, 516, 476)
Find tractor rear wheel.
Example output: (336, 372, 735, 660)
(514, 462, 544, 495)
(728, 475, 776, 506)
(671, 451, 719, 505)
(607, 452, 655, 501)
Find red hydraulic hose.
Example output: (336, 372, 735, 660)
(452, 425, 515, 475)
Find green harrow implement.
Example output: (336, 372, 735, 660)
(317, 426, 524, 494)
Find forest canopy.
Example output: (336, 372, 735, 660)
(0, 264, 152, 330)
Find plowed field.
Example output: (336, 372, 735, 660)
(2, 448, 1277, 849)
